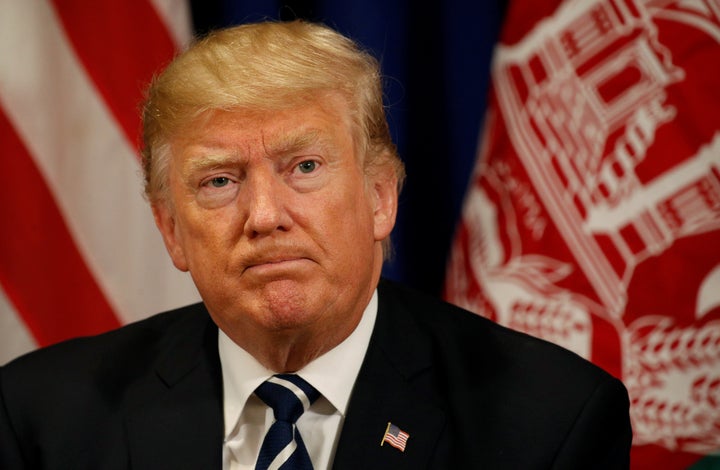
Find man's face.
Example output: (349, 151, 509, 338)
(153, 94, 397, 350)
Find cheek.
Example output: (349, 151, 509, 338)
(176, 207, 236, 261)
(329, 189, 376, 246)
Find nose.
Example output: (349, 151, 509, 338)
(242, 170, 293, 238)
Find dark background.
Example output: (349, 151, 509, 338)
(189, 0, 509, 296)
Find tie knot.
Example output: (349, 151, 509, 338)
(255, 374, 320, 424)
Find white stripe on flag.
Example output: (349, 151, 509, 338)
(150, 0, 193, 48)
(0, 286, 37, 365)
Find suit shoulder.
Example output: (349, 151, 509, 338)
(0, 303, 219, 468)
(377, 279, 615, 386)
(376, 280, 631, 466)
(1, 302, 209, 379)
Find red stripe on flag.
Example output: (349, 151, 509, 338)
(0, 109, 122, 347)
(48, 0, 178, 150)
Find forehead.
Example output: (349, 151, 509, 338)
(170, 101, 360, 172)
(173, 93, 356, 153)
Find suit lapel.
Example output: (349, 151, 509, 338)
(125, 307, 224, 469)
(119, 283, 447, 468)
(333, 280, 447, 469)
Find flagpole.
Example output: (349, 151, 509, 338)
(380, 422, 391, 446)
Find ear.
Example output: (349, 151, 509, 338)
(371, 170, 399, 242)
(152, 201, 190, 272)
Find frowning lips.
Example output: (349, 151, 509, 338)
(240, 247, 316, 275)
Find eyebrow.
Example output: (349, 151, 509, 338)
(184, 153, 238, 177)
(181, 127, 336, 178)
(262, 128, 325, 156)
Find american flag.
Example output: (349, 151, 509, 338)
(0, 0, 200, 365)
(381, 422, 409, 452)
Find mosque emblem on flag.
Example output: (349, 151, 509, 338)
(446, 0, 720, 461)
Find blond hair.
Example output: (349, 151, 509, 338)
(141, 20, 405, 204)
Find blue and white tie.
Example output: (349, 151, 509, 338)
(254, 374, 320, 470)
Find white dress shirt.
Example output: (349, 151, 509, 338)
(220, 290, 378, 470)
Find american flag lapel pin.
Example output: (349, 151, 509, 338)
(380, 422, 410, 452)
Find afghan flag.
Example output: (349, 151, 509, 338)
(445, 0, 720, 468)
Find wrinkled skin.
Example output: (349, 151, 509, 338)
(152, 94, 398, 371)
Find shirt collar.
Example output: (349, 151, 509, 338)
(219, 290, 378, 438)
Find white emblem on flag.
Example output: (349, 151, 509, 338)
(446, 0, 720, 460)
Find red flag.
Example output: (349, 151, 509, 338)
(445, 0, 720, 468)
(0, 1, 200, 364)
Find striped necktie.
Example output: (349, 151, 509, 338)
(254, 374, 320, 470)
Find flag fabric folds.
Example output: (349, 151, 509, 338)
(445, 0, 720, 468)
(0, 0, 200, 365)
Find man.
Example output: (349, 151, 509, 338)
(0, 20, 632, 469)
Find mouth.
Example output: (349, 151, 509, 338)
(242, 256, 312, 275)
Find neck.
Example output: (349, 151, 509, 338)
(218, 283, 373, 372)
(227, 309, 365, 372)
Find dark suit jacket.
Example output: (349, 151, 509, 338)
(0, 279, 632, 469)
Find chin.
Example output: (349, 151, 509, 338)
(250, 300, 321, 334)
(259, 280, 318, 319)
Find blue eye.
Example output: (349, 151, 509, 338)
(209, 177, 230, 188)
(297, 161, 317, 174)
